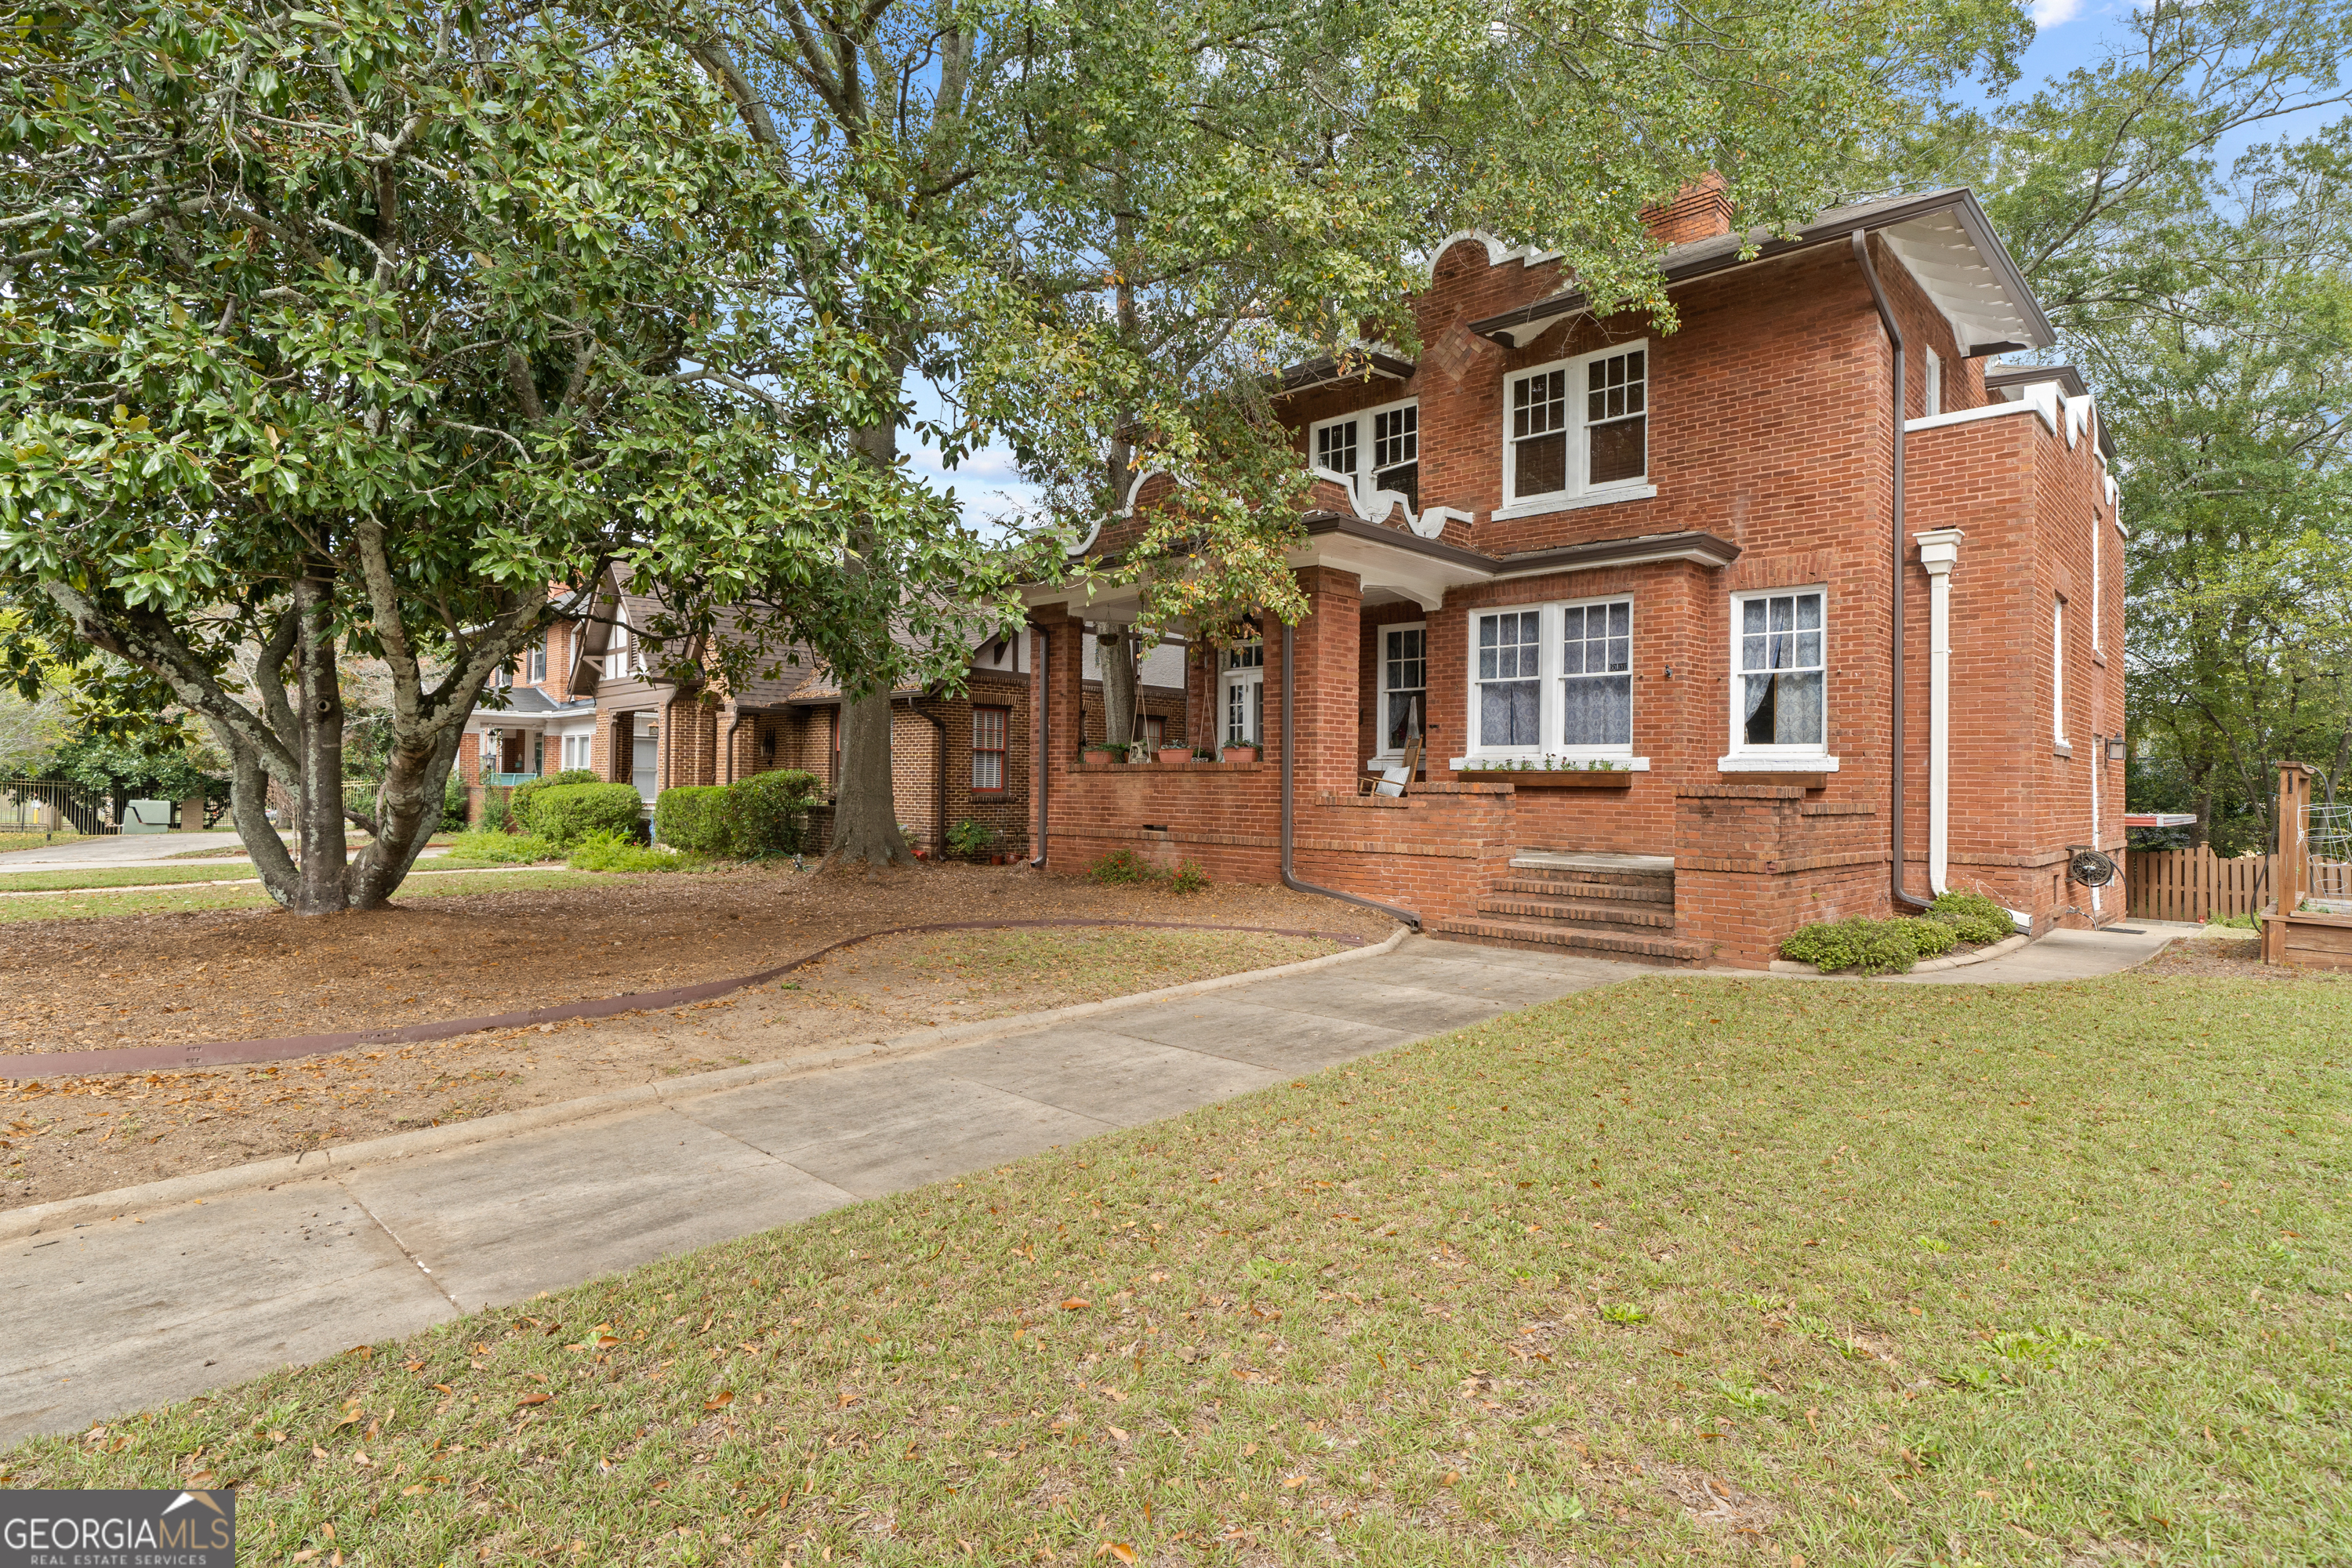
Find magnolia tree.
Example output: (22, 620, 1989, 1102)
(0, 0, 981, 911)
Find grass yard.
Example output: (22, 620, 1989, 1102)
(0, 867, 599, 923)
(5, 967, 2343, 1565)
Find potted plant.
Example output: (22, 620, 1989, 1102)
(1221, 742, 1261, 764)
(1080, 742, 1120, 765)
(1158, 742, 1194, 765)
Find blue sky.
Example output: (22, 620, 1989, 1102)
(910, 0, 2339, 525)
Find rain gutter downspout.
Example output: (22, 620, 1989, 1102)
(1029, 621, 1049, 869)
(1278, 616, 1421, 930)
(1853, 229, 1933, 913)
(1915, 530, 1963, 895)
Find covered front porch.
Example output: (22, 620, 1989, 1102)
(1025, 517, 1851, 965)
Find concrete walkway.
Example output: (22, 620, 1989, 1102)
(0, 831, 463, 878)
(0, 920, 2187, 1442)
(1, 935, 1646, 1442)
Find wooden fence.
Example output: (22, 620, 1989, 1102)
(2126, 847, 2352, 921)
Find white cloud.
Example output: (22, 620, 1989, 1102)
(2030, 0, 2087, 24)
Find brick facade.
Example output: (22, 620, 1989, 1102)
(1036, 191, 2127, 966)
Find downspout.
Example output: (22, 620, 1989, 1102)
(1029, 621, 1049, 869)
(1915, 530, 1963, 895)
(724, 709, 746, 786)
(1278, 615, 1422, 929)
(1853, 230, 1932, 913)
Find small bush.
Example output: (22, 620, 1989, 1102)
(1087, 848, 1155, 885)
(726, 768, 821, 856)
(567, 829, 694, 873)
(1168, 859, 1210, 894)
(946, 818, 999, 861)
(440, 830, 558, 865)
(655, 786, 728, 854)
(480, 787, 512, 833)
(531, 782, 645, 848)
(1899, 915, 1958, 957)
(512, 769, 600, 832)
(440, 775, 470, 833)
(1780, 916, 1926, 976)
(1928, 888, 2016, 946)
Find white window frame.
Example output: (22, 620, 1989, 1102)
(2053, 597, 2069, 750)
(1497, 339, 1653, 518)
(1923, 347, 1943, 419)
(1221, 642, 1265, 748)
(1720, 585, 1837, 770)
(1310, 395, 1420, 507)
(1454, 597, 1645, 768)
(1373, 621, 1427, 760)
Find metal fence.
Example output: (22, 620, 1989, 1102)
(0, 780, 122, 837)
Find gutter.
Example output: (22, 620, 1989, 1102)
(1853, 229, 1932, 913)
(1277, 615, 1422, 929)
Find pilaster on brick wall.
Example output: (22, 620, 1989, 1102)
(1290, 566, 1363, 795)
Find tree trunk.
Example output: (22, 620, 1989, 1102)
(1099, 626, 1137, 748)
(349, 724, 466, 908)
(292, 571, 351, 913)
(824, 413, 917, 872)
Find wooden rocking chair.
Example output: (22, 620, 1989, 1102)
(1363, 731, 1422, 798)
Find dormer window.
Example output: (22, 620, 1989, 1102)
(1501, 343, 1649, 514)
(1311, 397, 1420, 514)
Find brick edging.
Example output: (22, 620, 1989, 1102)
(0, 919, 1377, 1082)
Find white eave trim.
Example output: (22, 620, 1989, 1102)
(1905, 399, 2056, 440)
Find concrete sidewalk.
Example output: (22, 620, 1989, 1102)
(2, 935, 1646, 1442)
(1882, 921, 2182, 983)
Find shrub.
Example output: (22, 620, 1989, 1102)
(1928, 888, 2016, 946)
(655, 786, 728, 854)
(1168, 858, 1210, 894)
(530, 782, 645, 848)
(946, 818, 998, 860)
(1087, 848, 1154, 885)
(440, 830, 558, 865)
(1779, 916, 1926, 976)
(567, 829, 694, 873)
(441, 774, 470, 833)
(512, 768, 599, 832)
(725, 768, 821, 856)
(480, 786, 512, 833)
(1899, 915, 1958, 957)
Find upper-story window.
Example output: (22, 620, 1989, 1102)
(528, 636, 548, 685)
(1504, 343, 1647, 510)
(1312, 397, 1419, 514)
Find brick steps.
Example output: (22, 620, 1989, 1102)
(1426, 916, 1710, 966)
(1476, 895, 1678, 930)
(1491, 876, 1671, 905)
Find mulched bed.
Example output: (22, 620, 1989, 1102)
(0, 864, 1394, 1210)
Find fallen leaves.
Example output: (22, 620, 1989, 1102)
(1061, 1298, 1090, 1311)
(703, 1391, 735, 1410)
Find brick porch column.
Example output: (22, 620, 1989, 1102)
(1032, 602, 1086, 786)
(1287, 565, 1363, 794)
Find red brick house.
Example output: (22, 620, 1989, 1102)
(462, 574, 1185, 858)
(1023, 185, 2129, 966)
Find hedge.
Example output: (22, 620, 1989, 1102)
(653, 769, 822, 858)
(528, 782, 646, 848)
(511, 769, 600, 832)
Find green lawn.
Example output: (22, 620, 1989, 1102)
(0, 862, 271, 893)
(0, 868, 606, 922)
(4, 971, 2344, 1565)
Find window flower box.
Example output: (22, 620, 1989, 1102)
(1457, 758, 1636, 787)
(1221, 744, 1261, 764)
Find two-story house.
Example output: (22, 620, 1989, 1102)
(1023, 183, 2128, 966)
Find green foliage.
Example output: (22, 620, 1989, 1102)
(439, 832, 558, 866)
(440, 775, 470, 834)
(658, 771, 821, 858)
(480, 789, 513, 834)
(946, 819, 1000, 861)
(1928, 889, 2016, 946)
(1780, 916, 1931, 976)
(529, 785, 645, 849)
(566, 830, 694, 874)
(47, 729, 215, 802)
(1168, 859, 1210, 894)
(1086, 848, 1155, 885)
(1900, 916, 1959, 958)
(511, 771, 600, 833)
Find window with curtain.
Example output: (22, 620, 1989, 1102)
(1381, 624, 1425, 755)
(971, 706, 1007, 792)
(1475, 610, 1543, 749)
(1561, 601, 1632, 747)
(1734, 590, 1825, 749)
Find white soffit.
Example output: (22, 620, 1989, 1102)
(1879, 209, 2043, 355)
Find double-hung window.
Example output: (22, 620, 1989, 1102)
(1221, 642, 1265, 746)
(1378, 623, 1427, 756)
(1730, 589, 1827, 756)
(1311, 398, 1420, 514)
(1465, 597, 1636, 760)
(528, 637, 548, 684)
(971, 706, 1008, 793)
(1503, 343, 1647, 511)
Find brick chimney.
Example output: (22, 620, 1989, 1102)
(1642, 172, 1733, 247)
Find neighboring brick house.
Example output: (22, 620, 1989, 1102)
(1025, 183, 2129, 967)
(461, 573, 1186, 858)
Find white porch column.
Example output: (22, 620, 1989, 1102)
(1914, 529, 1964, 895)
